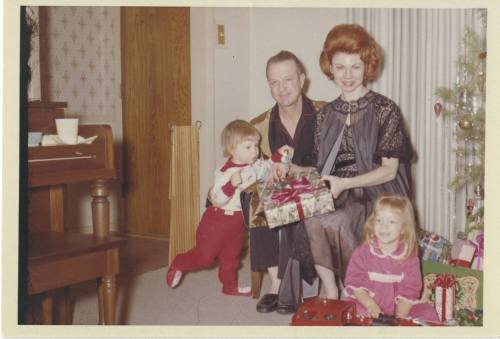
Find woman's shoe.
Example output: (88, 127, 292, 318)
(256, 293, 278, 313)
(276, 302, 296, 314)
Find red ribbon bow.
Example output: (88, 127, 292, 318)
(270, 177, 315, 204)
(434, 274, 456, 288)
(269, 177, 317, 220)
(471, 232, 484, 258)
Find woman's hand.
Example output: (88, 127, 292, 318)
(320, 157, 399, 197)
(321, 175, 349, 199)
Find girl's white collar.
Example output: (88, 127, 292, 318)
(369, 241, 407, 260)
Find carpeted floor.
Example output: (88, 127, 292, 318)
(71, 254, 293, 325)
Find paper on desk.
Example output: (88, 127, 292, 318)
(41, 134, 98, 146)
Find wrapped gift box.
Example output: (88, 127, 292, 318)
(450, 239, 476, 268)
(421, 260, 483, 312)
(434, 274, 456, 322)
(258, 169, 334, 228)
(467, 229, 484, 271)
(418, 230, 452, 263)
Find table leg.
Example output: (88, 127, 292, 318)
(41, 293, 53, 325)
(98, 275, 116, 325)
(91, 179, 110, 237)
(97, 279, 105, 325)
(55, 287, 72, 324)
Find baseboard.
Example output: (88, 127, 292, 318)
(120, 232, 169, 241)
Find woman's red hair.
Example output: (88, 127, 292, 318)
(319, 24, 381, 82)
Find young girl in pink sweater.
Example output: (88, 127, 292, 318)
(343, 195, 439, 322)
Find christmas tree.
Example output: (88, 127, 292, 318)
(435, 13, 486, 232)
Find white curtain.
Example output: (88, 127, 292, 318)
(347, 8, 483, 240)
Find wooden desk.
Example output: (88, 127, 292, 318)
(26, 116, 123, 324)
(28, 124, 116, 236)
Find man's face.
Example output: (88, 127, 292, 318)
(267, 60, 305, 109)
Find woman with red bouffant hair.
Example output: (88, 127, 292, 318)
(291, 24, 415, 302)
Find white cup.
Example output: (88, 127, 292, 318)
(55, 118, 79, 145)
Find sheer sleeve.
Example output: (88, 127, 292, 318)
(313, 107, 326, 160)
(374, 101, 412, 163)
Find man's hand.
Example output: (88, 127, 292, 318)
(270, 162, 290, 182)
(276, 145, 294, 162)
(289, 164, 314, 175)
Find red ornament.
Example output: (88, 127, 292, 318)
(434, 102, 443, 116)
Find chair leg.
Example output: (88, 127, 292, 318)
(251, 270, 263, 299)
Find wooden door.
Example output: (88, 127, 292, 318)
(121, 7, 191, 237)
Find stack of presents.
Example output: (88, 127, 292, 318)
(244, 168, 484, 326)
(418, 227, 483, 326)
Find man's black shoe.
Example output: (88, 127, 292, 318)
(256, 293, 278, 313)
(276, 303, 296, 314)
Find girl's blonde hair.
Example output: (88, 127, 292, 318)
(363, 194, 418, 260)
(221, 119, 261, 158)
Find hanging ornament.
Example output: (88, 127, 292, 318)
(474, 184, 483, 198)
(458, 117, 473, 130)
(478, 71, 486, 94)
(434, 101, 443, 116)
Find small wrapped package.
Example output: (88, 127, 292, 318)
(434, 274, 456, 322)
(467, 229, 484, 271)
(449, 239, 476, 268)
(418, 230, 452, 263)
(258, 169, 334, 228)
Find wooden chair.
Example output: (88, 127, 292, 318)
(251, 270, 264, 299)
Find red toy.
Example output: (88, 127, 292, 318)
(291, 297, 443, 326)
(291, 298, 357, 326)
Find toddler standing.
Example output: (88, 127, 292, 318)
(342, 195, 439, 322)
(166, 119, 292, 296)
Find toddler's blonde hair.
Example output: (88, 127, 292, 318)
(363, 194, 418, 260)
(221, 119, 261, 158)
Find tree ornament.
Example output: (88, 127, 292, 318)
(458, 117, 473, 130)
(434, 101, 443, 116)
(474, 184, 483, 198)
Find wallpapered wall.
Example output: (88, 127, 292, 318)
(43, 6, 123, 233)
(46, 7, 121, 116)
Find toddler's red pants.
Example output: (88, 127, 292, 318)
(170, 206, 245, 292)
